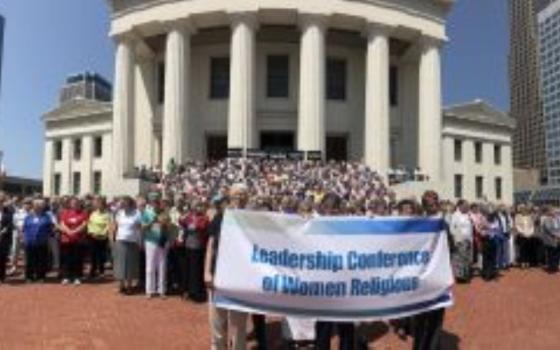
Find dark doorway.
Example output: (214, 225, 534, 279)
(206, 135, 227, 160)
(326, 136, 348, 161)
(260, 132, 295, 152)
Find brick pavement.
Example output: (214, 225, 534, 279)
(0, 269, 559, 350)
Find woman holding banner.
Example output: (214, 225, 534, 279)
(412, 191, 448, 350)
(314, 193, 355, 350)
(205, 184, 263, 350)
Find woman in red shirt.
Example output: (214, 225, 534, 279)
(59, 197, 88, 285)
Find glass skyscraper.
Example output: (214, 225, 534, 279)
(509, 0, 553, 184)
(0, 15, 5, 96)
(539, 1, 560, 184)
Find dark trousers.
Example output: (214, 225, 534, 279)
(252, 314, 267, 350)
(482, 238, 497, 281)
(61, 243, 83, 280)
(315, 322, 355, 350)
(495, 235, 508, 269)
(167, 245, 188, 294)
(186, 247, 206, 302)
(25, 244, 49, 281)
(90, 238, 108, 277)
(518, 236, 538, 266)
(546, 246, 560, 273)
(0, 234, 12, 281)
(413, 308, 445, 350)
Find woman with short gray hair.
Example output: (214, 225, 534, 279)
(112, 196, 142, 294)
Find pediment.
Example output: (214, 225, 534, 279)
(44, 98, 112, 121)
(444, 100, 516, 129)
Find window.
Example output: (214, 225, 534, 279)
(72, 172, 81, 195)
(157, 62, 165, 104)
(475, 176, 484, 199)
(495, 177, 503, 200)
(390, 66, 398, 106)
(327, 58, 346, 100)
(494, 144, 502, 165)
(475, 142, 483, 163)
(267, 55, 289, 98)
(94, 171, 102, 194)
(54, 140, 63, 161)
(454, 174, 463, 199)
(210, 57, 230, 99)
(94, 136, 103, 158)
(454, 139, 463, 162)
(73, 139, 82, 160)
(53, 173, 61, 196)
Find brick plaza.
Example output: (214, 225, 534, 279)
(0, 269, 558, 349)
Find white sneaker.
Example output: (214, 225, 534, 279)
(73, 279, 81, 285)
(61, 279, 70, 285)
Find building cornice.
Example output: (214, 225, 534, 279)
(443, 100, 516, 130)
(43, 99, 113, 122)
(107, 0, 451, 40)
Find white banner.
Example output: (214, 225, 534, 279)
(214, 210, 454, 322)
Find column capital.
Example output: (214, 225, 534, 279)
(229, 11, 259, 30)
(298, 13, 328, 31)
(112, 30, 140, 45)
(419, 34, 446, 49)
(162, 18, 197, 35)
(363, 22, 394, 39)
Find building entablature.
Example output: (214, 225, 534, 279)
(107, 0, 451, 42)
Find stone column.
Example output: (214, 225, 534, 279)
(112, 35, 136, 178)
(82, 135, 93, 194)
(398, 61, 419, 168)
(298, 14, 326, 155)
(61, 138, 72, 195)
(364, 24, 391, 174)
(228, 12, 258, 153)
(162, 21, 194, 169)
(135, 56, 156, 168)
(418, 36, 443, 182)
(43, 139, 53, 196)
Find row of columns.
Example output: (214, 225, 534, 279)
(112, 13, 443, 180)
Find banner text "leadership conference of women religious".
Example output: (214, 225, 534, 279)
(213, 210, 454, 322)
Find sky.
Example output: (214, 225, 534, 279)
(0, 0, 509, 179)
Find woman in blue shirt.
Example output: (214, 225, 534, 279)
(22, 199, 53, 282)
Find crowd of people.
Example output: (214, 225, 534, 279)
(1, 157, 559, 349)
(446, 200, 560, 283)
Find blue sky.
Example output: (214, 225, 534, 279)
(0, 0, 509, 179)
